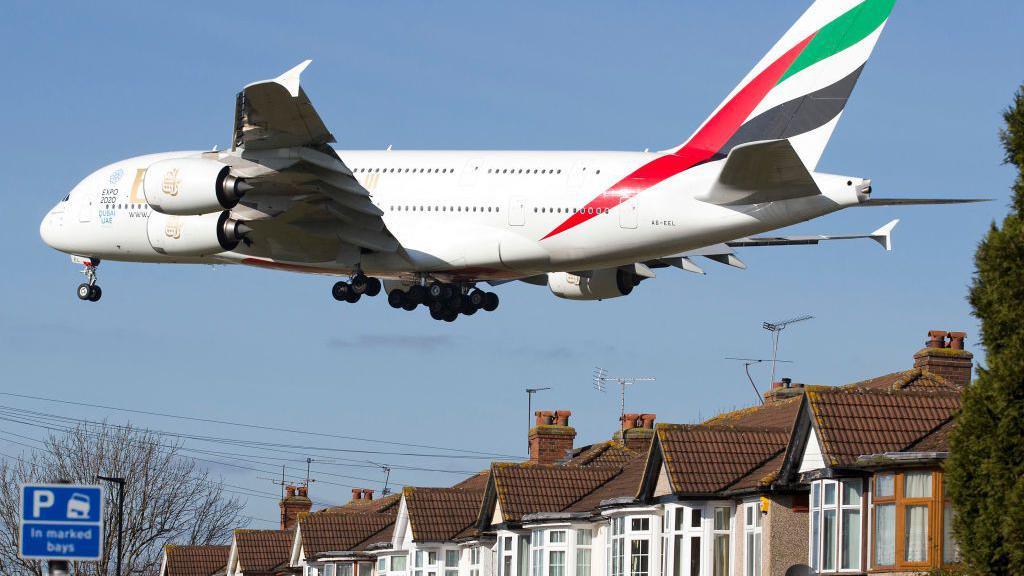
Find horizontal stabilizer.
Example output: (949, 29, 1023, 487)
(856, 198, 990, 206)
(695, 139, 821, 206)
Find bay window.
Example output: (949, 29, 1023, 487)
(608, 516, 652, 576)
(743, 503, 762, 576)
(809, 479, 863, 572)
(712, 507, 730, 576)
(445, 550, 460, 576)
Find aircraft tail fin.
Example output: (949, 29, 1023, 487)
(670, 0, 897, 171)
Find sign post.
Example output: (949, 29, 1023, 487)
(20, 483, 105, 567)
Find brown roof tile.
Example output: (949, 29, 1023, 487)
(703, 395, 801, 431)
(164, 545, 230, 576)
(405, 487, 485, 542)
(299, 512, 395, 556)
(840, 368, 960, 393)
(451, 471, 491, 491)
(566, 458, 646, 512)
(656, 425, 789, 494)
(325, 493, 402, 515)
(567, 442, 640, 468)
(235, 530, 293, 575)
(490, 463, 621, 522)
(807, 388, 960, 467)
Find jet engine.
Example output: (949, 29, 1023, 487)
(143, 158, 249, 215)
(146, 211, 250, 256)
(547, 269, 643, 301)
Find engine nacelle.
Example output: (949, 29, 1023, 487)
(143, 158, 248, 215)
(548, 269, 642, 301)
(147, 211, 249, 256)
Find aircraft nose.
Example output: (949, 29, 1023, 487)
(39, 208, 64, 250)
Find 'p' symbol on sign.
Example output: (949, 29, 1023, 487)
(32, 490, 54, 518)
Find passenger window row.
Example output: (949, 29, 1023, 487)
(389, 205, 501, 213)
(534, 206, 609, 215)
(355, 167, 454, 174)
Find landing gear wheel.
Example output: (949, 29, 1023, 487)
(350, 274, 369, 295)
(445, 295, 463, 313)
(88, 285, 102, 302)
(344, 291, 361, 304)
(467, 290, 485, 309)
(77, 284, 92, 301)
(442, 310, 458, 322)
(427, 283, 445, 301)
(407, 285, 426, 304)
(401, 297, 418, 311)
(482, 292, 499, 312)
(429, 306, 445, 321)
(387, 290, 405, 308)
(332, 281, 351, 301)
(364, 277, 382, 297)
(462, 303, 477, 316)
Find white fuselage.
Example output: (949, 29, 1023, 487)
(40, 149, 864, 282)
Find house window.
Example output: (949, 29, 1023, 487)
(550, 551, 566, 576)
(444, 550, 459, 576)
(340, 564, 354, 576)
(610, 516, 652, 576)
(744, 502, 762, 576)
(713, 507, 730, 576)
(359, 563, 373, 576)
(500, 536, 513, 576)
(379, 558, 388, 572)
(809, 479, 863, 572)
(630, 541, 648, 576)
(394, 556, 408, 572)
(325, 565, 337, 576)
(871, 470, 956, 571)
(576, 529, 592, 576)
(470, 547, 482, 576)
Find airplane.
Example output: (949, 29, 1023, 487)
(40, 0, 982, 322)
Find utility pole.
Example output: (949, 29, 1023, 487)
(525, 387, 551, 455)
(97, 475, 126, 576)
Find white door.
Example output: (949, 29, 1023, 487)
(461, 158, 484, 189)
(77, 189, 95, 223)
(509, 197, 525, 226)
(619, 199, 638, 229)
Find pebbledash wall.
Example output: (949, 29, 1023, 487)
(162, 331, 973, 576)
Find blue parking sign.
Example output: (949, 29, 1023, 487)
(20, 484, 104, 561)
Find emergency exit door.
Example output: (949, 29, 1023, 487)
(509, 197, 526, 226)
(619, 199, 638, 229)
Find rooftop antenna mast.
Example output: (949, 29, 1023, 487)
(725, 358, 795, 404)
(762, 315, 813, 386)
(525, 387, 552, 455)
(381, 465, 393, 496)
(593, 367, 656, 432)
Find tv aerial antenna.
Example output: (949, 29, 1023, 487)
(725, 358, 795, 404)
(762, 314, 813, 385)
(525, 387, 552, 455)
(593, 367, 656, 431)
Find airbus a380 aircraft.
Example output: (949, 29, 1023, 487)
(41, 0, 979, 321)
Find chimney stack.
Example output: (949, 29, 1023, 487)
(914, 330, 974, 388)
(613, 413, 656, 453)
(529, 409, 576, 464)
(280, 485, 312, 530)
(764, 378, 806, 403)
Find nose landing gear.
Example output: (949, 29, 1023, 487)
(76, 259, 102, 302)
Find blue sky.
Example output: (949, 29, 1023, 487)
(1, 1, 1021, 526)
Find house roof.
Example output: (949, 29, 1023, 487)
(655, 424, 790, 495)
(164, 545, 230, 576)
(838, 367, 961, 393)
(703, 394, 802, 431)
(234, 530, 294, 575)
(566, 457, 647, 512)
(806, 387, 961, 467)
(489, 463, 622, 523)
(404, 487, 485, 542)
(567, 442, 640, 468)
(451, 471, 491, 491)
(324, 493, 402, 515)
(299, 511, 395, 556)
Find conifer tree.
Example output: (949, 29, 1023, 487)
(946, 85, 1024, 575)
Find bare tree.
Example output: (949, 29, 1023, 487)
(0, 422, 247, 575)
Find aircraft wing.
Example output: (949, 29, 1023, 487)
(644, 219, 899, 275)
(220, 61, 397, 260)
(695, 139, 821, 206)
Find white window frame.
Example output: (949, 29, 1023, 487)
(743, 502, 762, 576)
(809, 479, 863, 573)
(607, 515, 655, 576)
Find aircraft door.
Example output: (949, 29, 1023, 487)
(77, 189, 95, 223)
(619, 198, 638, 229)
(509, 197, 526, 226)
(460, 158, 483, 189)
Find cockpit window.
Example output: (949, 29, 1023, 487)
(62, 193, 70, 202)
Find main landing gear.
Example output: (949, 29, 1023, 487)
(387, 282, 499, 322)
(76, 259, 102, 302)
(332, 273, 382, 304)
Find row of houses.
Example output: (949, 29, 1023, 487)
(161, 330, 973, 576)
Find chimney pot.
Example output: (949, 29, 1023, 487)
(948, 332, 966, 350)
(296, 486, 307, 498)
(554, 410, 572, 426)
(926, 330, 949, 349)
(772, 381, 784, 390)
(362, 489, 374, 501)
(782, 377, 792, 388)
(621, 413, 641, 430)
(640, 414, 657, 429)
(352, 488, 362, 501)
(535, 410, 555, 426)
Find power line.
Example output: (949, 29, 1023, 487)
(0, 391, 517, 458)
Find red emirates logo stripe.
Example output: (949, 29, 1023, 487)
(541, 32, 816, 241)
